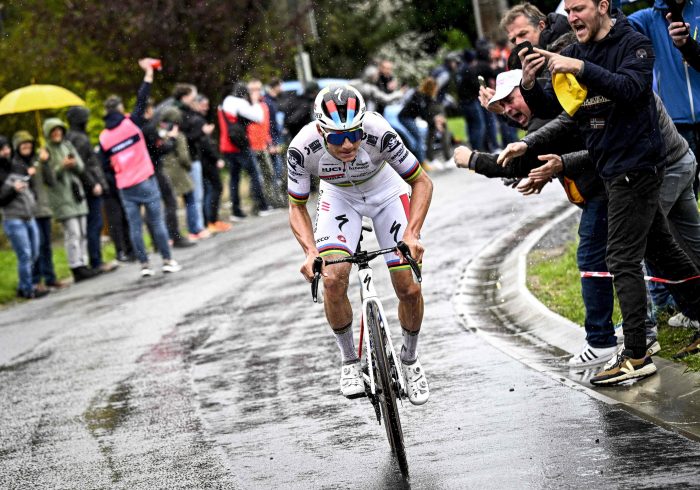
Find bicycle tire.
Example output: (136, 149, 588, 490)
(367, 301, 408, 477)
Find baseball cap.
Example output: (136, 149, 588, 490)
(488, 69, 523, 106)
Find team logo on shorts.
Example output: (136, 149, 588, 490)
(335, 214, 349, 231)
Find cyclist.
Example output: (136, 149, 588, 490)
(288, 85, 433, 405)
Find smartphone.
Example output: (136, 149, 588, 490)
(478, 75, 486, 88)
(515, 40, 535, 58)
(668, 0, 688, 33)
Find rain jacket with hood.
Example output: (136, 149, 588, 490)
(0, 135, 36, 220)
(522, 10, 662, 180)
(12, 130, 54, 218)
(66, 106, 108, 195)
(629, 0, 700, 124)
(159, 107, 194, 196)
(43, 118, 88, 220)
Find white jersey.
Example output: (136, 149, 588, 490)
(286, 112, 422, 205)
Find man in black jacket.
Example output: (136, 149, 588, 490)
(520, 0, 700, 385)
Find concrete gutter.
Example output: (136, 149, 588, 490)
(453, 203, 700, 442)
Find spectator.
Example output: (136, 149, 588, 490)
(398, 77, 439, 166)
(350, 67, 404, 115)
(247, 79, 283, 210)
(142, 107, 198, 247)
(456, 50, 487, 151)
(172, 83, 211, 240)
(65, 106, 117, 274)
(520, 1, 700, 384)
(218, 81, 275, 220)
(0, 136, 47, 299)
(281, 81, 319, 140)
(263, 78, 286, 205)
(667, 13, 700, 71)
(98, 59, 181, 277)
(194, 94, 231, 232)
(628, 1, 700, 194)
(40, 118, 99, 283)
(375, 59, 398, 114)
(100, 146, 135, 262)
(12, 130, 68, 291)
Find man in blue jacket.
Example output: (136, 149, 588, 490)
(628, 0, 700, 186)
(520, 0, 700, 386)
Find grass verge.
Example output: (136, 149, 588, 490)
(527, 239, 700, 372)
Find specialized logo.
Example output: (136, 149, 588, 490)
(288, 147, 304, 172)
(390, 221, 402, 242)
(381, 132, 401, 153)
(364, 274, 372, 291)
(335, 214, 349, 231)
(335, 87, 344, 103)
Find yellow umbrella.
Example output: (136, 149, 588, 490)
(0, 84, 86, 143)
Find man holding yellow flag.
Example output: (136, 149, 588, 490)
(519, 0, 700, 386)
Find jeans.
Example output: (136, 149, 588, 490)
(577, 199, 617, 348)
(62, 216, 88, 269)
(225, 150, 269, 215)
(398, 116, 426, 163)
(605, 168, 700, 358)
(118, 176, 172, 263)
(461, 99, 486, 151)
(32, 216, 57, 286)
(648, 150, 700, 313)
(3, 218, 40, 294)
(675, 123, 700, 197)
(86, 194, 104, 268)
(184, 191, 200, 234)
(189, 160, 205, 232)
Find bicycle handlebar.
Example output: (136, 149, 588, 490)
(311, 241, 421, 303)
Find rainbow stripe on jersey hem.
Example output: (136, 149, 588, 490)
(288, 190, 309, 205)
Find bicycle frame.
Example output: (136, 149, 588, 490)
(357, 267, 407, 399)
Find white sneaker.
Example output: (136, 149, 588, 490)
(162, 259, 182, 273)
(668, 312, 700, 329)
(140, 264, 155, 277)
(258, 207, 280, 217)
(568, 343, 618, 368)
(339, 362, 365, 399)
(401, 358, 429, 405)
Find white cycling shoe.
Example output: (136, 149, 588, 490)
(402, 358, 430, 406)
(339, 361, 365, 399)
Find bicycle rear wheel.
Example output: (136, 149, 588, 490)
(367, 300, 408, 477)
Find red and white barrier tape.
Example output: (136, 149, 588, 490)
(580, 271, 700, 285)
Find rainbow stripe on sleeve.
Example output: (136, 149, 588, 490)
(288, 190, 309, 205)
(400, 160, 423, 183)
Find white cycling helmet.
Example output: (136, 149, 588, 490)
(313, 85, 367, 131)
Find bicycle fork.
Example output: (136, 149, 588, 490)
(357, 268, 407, 399)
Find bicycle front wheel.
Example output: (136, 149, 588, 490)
(367, 300, 408, 477)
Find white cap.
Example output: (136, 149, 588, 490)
(488, 69, 523, 106)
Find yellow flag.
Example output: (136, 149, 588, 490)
(553, 73, 588, 116)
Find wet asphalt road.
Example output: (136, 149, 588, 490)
(2, 169, 700, 489)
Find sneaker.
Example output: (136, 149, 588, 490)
(173, 237, 197, 248)
(603, 337, 661, 371)
(229, 211, 247, 222)
(212, 221, 232, 232)
(17, 288, 50, 299)
(672, 331, 700, 359)
(258, 206, 279, 217)
(162, 259, 182, 273)
(568, 343, 618, 368)
(590, 349, 657, 386)
(402, 358, 430, 405)
(668, 312, 700, 329)
(140, 264, 155, 277)
(99, 262, 119, 273)
(339, 361, 365, 399)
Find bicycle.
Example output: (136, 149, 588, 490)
(310, 226, 422, 477)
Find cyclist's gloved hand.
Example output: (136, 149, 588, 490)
(301, 253, 325, 283)
(399, 234, 424, 264)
